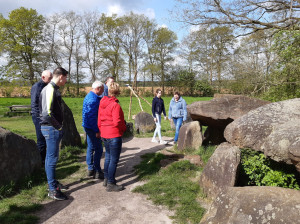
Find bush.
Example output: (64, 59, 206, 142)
(240, 149, 300, 190)
(194, 80, 214, 97)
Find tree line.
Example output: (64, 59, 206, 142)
(0, 5, 299, 101)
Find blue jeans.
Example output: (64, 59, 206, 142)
(41, 125, 63, 191)
(84, 127, 103, 172)
(153, 114, 162, 140)
(173, 117, 183, 142)
(102, 137, 122, 184)
(32, 113, 46, 162)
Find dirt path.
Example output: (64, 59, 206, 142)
(36, 137, 174, 224)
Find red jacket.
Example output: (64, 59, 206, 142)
(98, 96, 126, 138)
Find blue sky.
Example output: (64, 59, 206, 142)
(0, 0, 188, 41)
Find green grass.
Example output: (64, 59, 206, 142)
(196, 145, 218, 164)
(0, 96, 211, 140)
(0, 146, 85, 224)
(134, 153, 206, 223)
(0, 96, 212, 223)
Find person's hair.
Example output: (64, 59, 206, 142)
(106, 76, 114, 83)
(108, 82, 120, 96)
(174, 91, 181, 97)
(53, 67, 68, 77)
(156, 89, 162, 94)
(92, 81, 103, 89)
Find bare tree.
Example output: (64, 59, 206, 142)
(173, 0, 300, 34)
(44, 14, 63, 67)
(82, 11, 103, 82)
(121, 12, 149, 89)
(58, 11, 82, 81)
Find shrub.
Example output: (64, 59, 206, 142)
(241, 149, 300, 190)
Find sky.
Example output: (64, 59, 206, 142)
(0, 0, 189, 41)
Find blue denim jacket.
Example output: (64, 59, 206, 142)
(168, 97, 187, 121)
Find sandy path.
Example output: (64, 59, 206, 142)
(36, 137, 174, 224)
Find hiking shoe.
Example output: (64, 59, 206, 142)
(47, 181, 68, 192)
(159, 140, 167, 144)
(106, 183, 124, 192)
(48, 189, 68, 200)
(87, 169, 95, 177)
(151, 138, 158, 143)
(56, 181, 69, 191)
(103, 178, 108, 187)
(94, 171, 104, 179)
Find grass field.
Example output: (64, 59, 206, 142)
(0, 96, 213, 224)
(0, 96, 212, 140)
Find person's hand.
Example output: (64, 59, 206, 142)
(164, 116, 167, 120)
(154, 117, 157, 122)
(96, 132, 101, 138)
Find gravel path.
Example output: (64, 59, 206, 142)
(36, 137, 174, 224)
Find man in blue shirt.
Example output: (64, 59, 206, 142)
(82, 81, 104, 179)
(31, 70, 53, 165)
(101, 76, 114, 97)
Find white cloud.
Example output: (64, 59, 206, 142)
(142, 8, 155, 19)
(107, 4, 124, 16)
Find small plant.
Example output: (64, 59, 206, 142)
(241, 149, 300, 190)
(196, 145, 217, 164)
(134, 154, 205, 223)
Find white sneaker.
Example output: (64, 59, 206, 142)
(159, 140, 167, 144)
(151, 139, 158, 143)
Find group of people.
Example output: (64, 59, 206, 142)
(151, 89, 187, 145)
(82, 77, 126, 193)
(31, 68, 186, 201)
(31, 70, 126, 201)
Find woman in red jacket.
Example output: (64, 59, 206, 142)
(98, 82, 126, 192)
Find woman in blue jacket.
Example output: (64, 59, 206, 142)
(151, 89, 167, 144)
(168, 91, 187, 144)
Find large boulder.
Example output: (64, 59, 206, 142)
(187, 94, 269, 144)
(224, 98, 300, 172)
(0, 127, 41, 186)
(61, 100, 82, 148)
(134, 112, 156, 134)
(177, 121, 203, 151)
(200, 186, 300, 224)
(199, 142, 241, 198)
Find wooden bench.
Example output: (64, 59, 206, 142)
(8, 105, 32, 115)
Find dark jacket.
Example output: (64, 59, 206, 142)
(31, 80, 47, 115)
(82, 91, 102, 133)
(152, 96, 166, 118)
(39, 81, 63, 130)
(98, 96, 126, 139)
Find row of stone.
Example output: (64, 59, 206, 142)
(178, 95, 300, 223)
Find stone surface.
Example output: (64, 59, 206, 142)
(0, 126, 41, 186)
(200, 186, 300, 224)
(124, 122, 134, 137)
(61, 100, 82, 148)
(177, 121, 203, 151)
(199, 142, 241, 198)
(187, 94, 269, 126)
(224, 98, 300, 171)
(183, 155, 204, 167)
(134, 112, 156, 134)
(187, 94, 269, 145)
